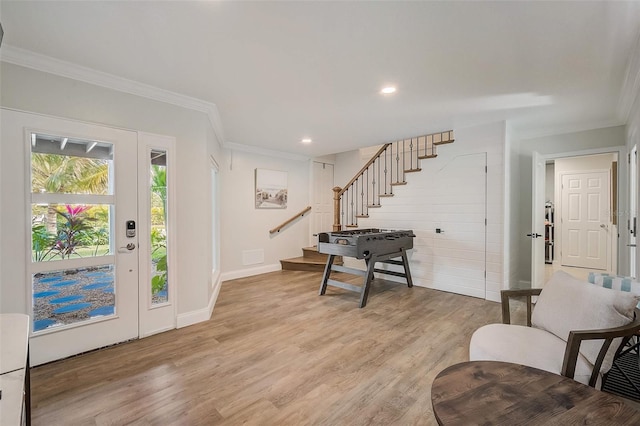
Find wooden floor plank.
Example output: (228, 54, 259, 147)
(30, 270, 501, 425)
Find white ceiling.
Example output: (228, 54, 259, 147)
(1, 1, 640, 157)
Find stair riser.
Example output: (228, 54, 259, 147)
(280, 261, 326, 272)
(280, 259, 343, 272)
(302, 248, 342, 263)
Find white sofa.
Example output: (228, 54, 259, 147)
(469, 271, 640, 388)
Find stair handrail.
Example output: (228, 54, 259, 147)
(269, 206, 312, 234)
(332, 130, 454, 231)
(336, 143, 391, 198)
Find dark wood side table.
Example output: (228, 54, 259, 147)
(431, 361, 640, 425)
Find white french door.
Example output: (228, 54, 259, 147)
(137, 133, 176, 337)
(2, 110, 138, 365)
(1, 110, 176, 365)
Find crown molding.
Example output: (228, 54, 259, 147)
(0, 45, 226, 147)
(514, 118, 626, 142)
(224, 141, 309, 162)
(618, 32, 640, 125)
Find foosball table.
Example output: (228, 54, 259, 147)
(317, 228, 415, 308)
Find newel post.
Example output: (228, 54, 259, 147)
(333, 186, 342, 232)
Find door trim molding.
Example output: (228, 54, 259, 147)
(535, 145, 627, 275)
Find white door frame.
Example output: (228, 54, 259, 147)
(531, 146, 627, 282)
(531, 152, 546, 288)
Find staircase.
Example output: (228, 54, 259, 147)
(280, 129, 454, 271)
(280, 246, 343, 272)
(333, 129, 454, 230)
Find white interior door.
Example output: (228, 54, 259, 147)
(2, 110, 139, 365)
(531, 152, 546, 288)
(429, 153, 487, 298)
(311, 161, 334, 245)
(561, 171, 610, 270)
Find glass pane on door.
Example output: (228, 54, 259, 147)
(30, 131, 117, 333)
(31, 203, 111, 261)
(32, 265, 115, 332)
(31, 134, 112, 195)
(150, 150, 168, 304)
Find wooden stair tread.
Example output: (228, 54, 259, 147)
(281, 256, 325, 265)
(404, 168, 422, 173)
(379, 194, 394, 198)
(366, 204, 381, 208)
(418, 154, 437, 159)
(390, 181, 407, 186)
(356, 215, 369, 218)
(433, 139, 454, 146)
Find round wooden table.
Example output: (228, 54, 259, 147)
(431, 361, 640, 425)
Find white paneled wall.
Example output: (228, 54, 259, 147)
(341, 122, 506, 302)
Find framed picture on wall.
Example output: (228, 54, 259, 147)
(255, 168, 288, 209)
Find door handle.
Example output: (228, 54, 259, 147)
(118, 243, 136, 253)
(600, 224, 608, 229)
(527, 233, 542, 238)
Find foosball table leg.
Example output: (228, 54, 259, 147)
(319, 254, 336, 295)
(401, 248, 413, 288)
(359, 255, 377, 308)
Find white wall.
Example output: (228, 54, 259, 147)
(0, 62, 221, 320)
(219, 148, 311, 279)
(545, 163, 555, 202)
(333, 121, 507, 302)
(515, 126, 626, 281)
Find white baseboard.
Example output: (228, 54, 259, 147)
(219, 263, 281, 282)
(176, 274, 222, 329)
(485, 290, 501, 303)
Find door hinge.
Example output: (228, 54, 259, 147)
(485, 218, 487, 226)
(485, 165, 488, 173)
(629, 153, 632, 164)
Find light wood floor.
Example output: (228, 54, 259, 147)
(30, 271, 502, 425)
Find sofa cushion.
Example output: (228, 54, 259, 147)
(531, 270, 639, 373)
(469, 323, 599, 387)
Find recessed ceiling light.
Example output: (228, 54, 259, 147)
(381, 86, 396, 94)
(301, 138, 312, 144)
